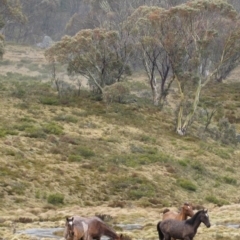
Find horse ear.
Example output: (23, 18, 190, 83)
(66, 216, 74, 222)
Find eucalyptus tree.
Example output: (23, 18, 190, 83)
(0, 0, 26, 58)
(125, 6, 173, 107)
(148, 0, 240, 135)
(45, 28, 132, 94)
(4, 0, 84, 44)
(4, 0, 56, 43)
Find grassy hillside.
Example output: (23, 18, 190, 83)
(0, 44, 240, 239)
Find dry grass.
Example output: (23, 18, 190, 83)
(0, 43, 240, 239)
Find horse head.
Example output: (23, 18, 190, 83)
(200, 209, 211, 228)
(66, 216, 75, 238)
(182, 202, 194, 217)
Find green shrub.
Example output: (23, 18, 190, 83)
(177, 179, 197, 191)
(54, 114, 78, 123)
(214, 149, 231, 159)
(14, 122, 33, 131)
(137, 134, 156, 143)
(68, 155, 82, 162)
(35, 190, 41, 199)
(190, 161, 205, 173)
(25, 126, 46, 138)
(43, 122, 63, 135)
(223, 176, 237, 185)
(0, 127, 18, 137)
(205, 195, 229, 206)
(47, 193, 64, 205)
(12, 87, 26, 98)
(109, 151, 171, 168)
(218, 118, 237, 145)
(128, 183, 155, 200)
(19, 116, 36, 123)
(178, 159, 188, 167)
(74, 146, 95, 158)
(39, 96, 59, 105)
(103, 82, 130, 104)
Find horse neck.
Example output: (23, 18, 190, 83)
(186, 211, 202, 229)
(101, 224, 119, 240)
(178, 208, 188, 220)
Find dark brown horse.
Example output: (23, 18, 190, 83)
(160, 202, 194, 240)
(64, 216, 123, 240)
(157, 209, 211, 240)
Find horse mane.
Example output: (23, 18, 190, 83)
(185, 209, 203, 225)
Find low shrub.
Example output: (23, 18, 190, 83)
(25, 126, 46, 138)
(43, 122, 64, 135)
(103, 82, 130, 104)
(178, 159, 189, 167)
(223, 176, 237, 185)
(177, 179, 197, 191)
(39, 96, 59, 105)
(205, 195, 229, 206)
(47, 193, 64, 205)
(190, 161, 205, 173)
(68, 155, 82, 162)
(74, 146, 95, 158)
(0, 127, 18, 137)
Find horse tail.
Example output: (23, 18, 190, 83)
(156, 221, 164, 240)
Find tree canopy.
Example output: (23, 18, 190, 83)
(45, 28, 132, 93)
(134, 0, 240, 134)
(0, 0, 26, 58)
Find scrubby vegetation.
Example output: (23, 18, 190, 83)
(0, 44, 239, 216)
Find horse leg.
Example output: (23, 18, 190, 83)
(157, 221, 164, 240)
(164, 234, 171, 240)
(81, 233, 92, 240)
(73, 235, 79, 240)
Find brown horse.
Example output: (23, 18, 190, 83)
(159, 202, 194, 240)
(65, 216, 89, 240)
(64, 216, 123, 240)
(157, 209, 211, 240)
(162, 202, 194, 221)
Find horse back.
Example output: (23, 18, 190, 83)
(162, 211, 179, 221)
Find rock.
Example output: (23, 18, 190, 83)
(36, 36, 54, 49)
